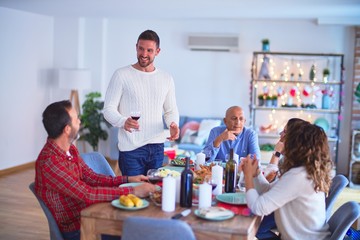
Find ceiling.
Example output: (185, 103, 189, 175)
(0, 0, 360, 24)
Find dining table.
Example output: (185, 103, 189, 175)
(80, 199, 262, 240)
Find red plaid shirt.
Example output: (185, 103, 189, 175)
(35, 139, 132, 233)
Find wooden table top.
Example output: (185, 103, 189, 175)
(81, 200, 261, 240)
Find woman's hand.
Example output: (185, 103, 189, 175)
(243, 154, 259, 191)
(243, 154, 259, 178)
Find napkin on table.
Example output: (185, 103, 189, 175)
(217, 202, 252, 216)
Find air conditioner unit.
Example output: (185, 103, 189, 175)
(188, 34, 239, 52)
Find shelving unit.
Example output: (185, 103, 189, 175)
(249, 51, 344, 165)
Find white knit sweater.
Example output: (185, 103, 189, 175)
(103, 65, 179, 151)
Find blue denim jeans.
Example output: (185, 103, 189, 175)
(62, 230, 121, 240)
(256, 213, 280, 240)
(118, 143, 164, 176)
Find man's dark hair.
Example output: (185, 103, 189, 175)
(138, 30, 160, 48)
(42, 100, 72, 139)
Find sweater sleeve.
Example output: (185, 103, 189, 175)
(246, 169, 305, 216)
(103, 69, 127, 128)
(163, 76, 179, 127)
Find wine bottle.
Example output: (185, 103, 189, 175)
(225, 148, 237, 193)
(180, 157, 193, 207)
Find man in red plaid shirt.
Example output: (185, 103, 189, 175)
(35, 100, 155, 240)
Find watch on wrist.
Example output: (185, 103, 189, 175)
(274, 151, 281, 158)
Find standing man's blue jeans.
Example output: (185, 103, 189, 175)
(119, 143, 164, 176)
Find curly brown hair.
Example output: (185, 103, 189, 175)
(279, 118, 333, 193)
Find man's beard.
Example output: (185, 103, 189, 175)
(138, 56, 153, 68)
(69, 128, 80, 144)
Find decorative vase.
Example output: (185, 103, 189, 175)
(272, 99, 278, 107)
(309, 65, 316, 81)
(258, 98, 264, 106)
(322, 93, 330, 109)
(262, 43, 270, 52)
(323, 73, 330, 83)
(265, 99, 273, 107)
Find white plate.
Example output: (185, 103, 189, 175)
(216, 192, 247, 205)
(119, 182, 143, 188)
(120, 182, 161, 191)
(194, 208, 234, 221)
(111, 199, 149, 210)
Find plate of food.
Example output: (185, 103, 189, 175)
(170, 157, 195, 167)
(149, 188, 162, 206)
(194, 207, 234, 221)
(216, 193, 247, 205)
(111, 194, 149, 210)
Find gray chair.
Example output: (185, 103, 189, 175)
(29, 182, 64, 240)
(328, 201, 360, 240)
(80, 152, 115, 176)
(121, 216, 196, 240)
(325, 174, 349, 220)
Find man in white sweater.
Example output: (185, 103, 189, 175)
(103, 30, 179, 176)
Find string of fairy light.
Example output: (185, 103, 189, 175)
(253, 54, 340, 134)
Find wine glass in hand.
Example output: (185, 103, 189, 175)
(147, 169, 162, 184)
(130, 111, 141, 132)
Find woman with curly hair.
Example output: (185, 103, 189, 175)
(243, 118, 333, 239)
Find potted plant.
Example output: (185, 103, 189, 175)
(323, 68, 330, 82)
(257, 94, 265, 106)
(261, 39, 270, 52)
(265, 95, 272, 107)
(271, 95, 278, 107)
(80, 92, 109, 151)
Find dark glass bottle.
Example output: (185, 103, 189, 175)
(225, 148, 237, 193)
(180, 157, 193, 207)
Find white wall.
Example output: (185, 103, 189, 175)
(81, 18, 351, 119)
(0, 7, 54, 170)
(0, 7, 355, 172)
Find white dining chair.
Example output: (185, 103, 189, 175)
(80, 152, 115, 176)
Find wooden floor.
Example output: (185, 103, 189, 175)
(0, 168, 48, 240)
(1, 166, 359, 240)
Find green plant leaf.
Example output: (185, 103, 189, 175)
(79, 91, 109, 151)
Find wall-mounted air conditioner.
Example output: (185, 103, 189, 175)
(188, 34, 239, 52)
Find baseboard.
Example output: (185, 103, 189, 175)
(0, 161, 35, 177)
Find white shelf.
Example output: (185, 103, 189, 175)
(251, 106, 340, 114)
(250, 51, 344, 165)
(252, 79, 342, 85)
(257, 133, 338, 142)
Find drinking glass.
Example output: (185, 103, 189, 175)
(204, 175, 217, 191)
(201, 149, 211, 162)
(237, 171, 246, 192)
(147, 169, 162, 184)
(204, 175, 217, 205)
(130, 111, 141, 131)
